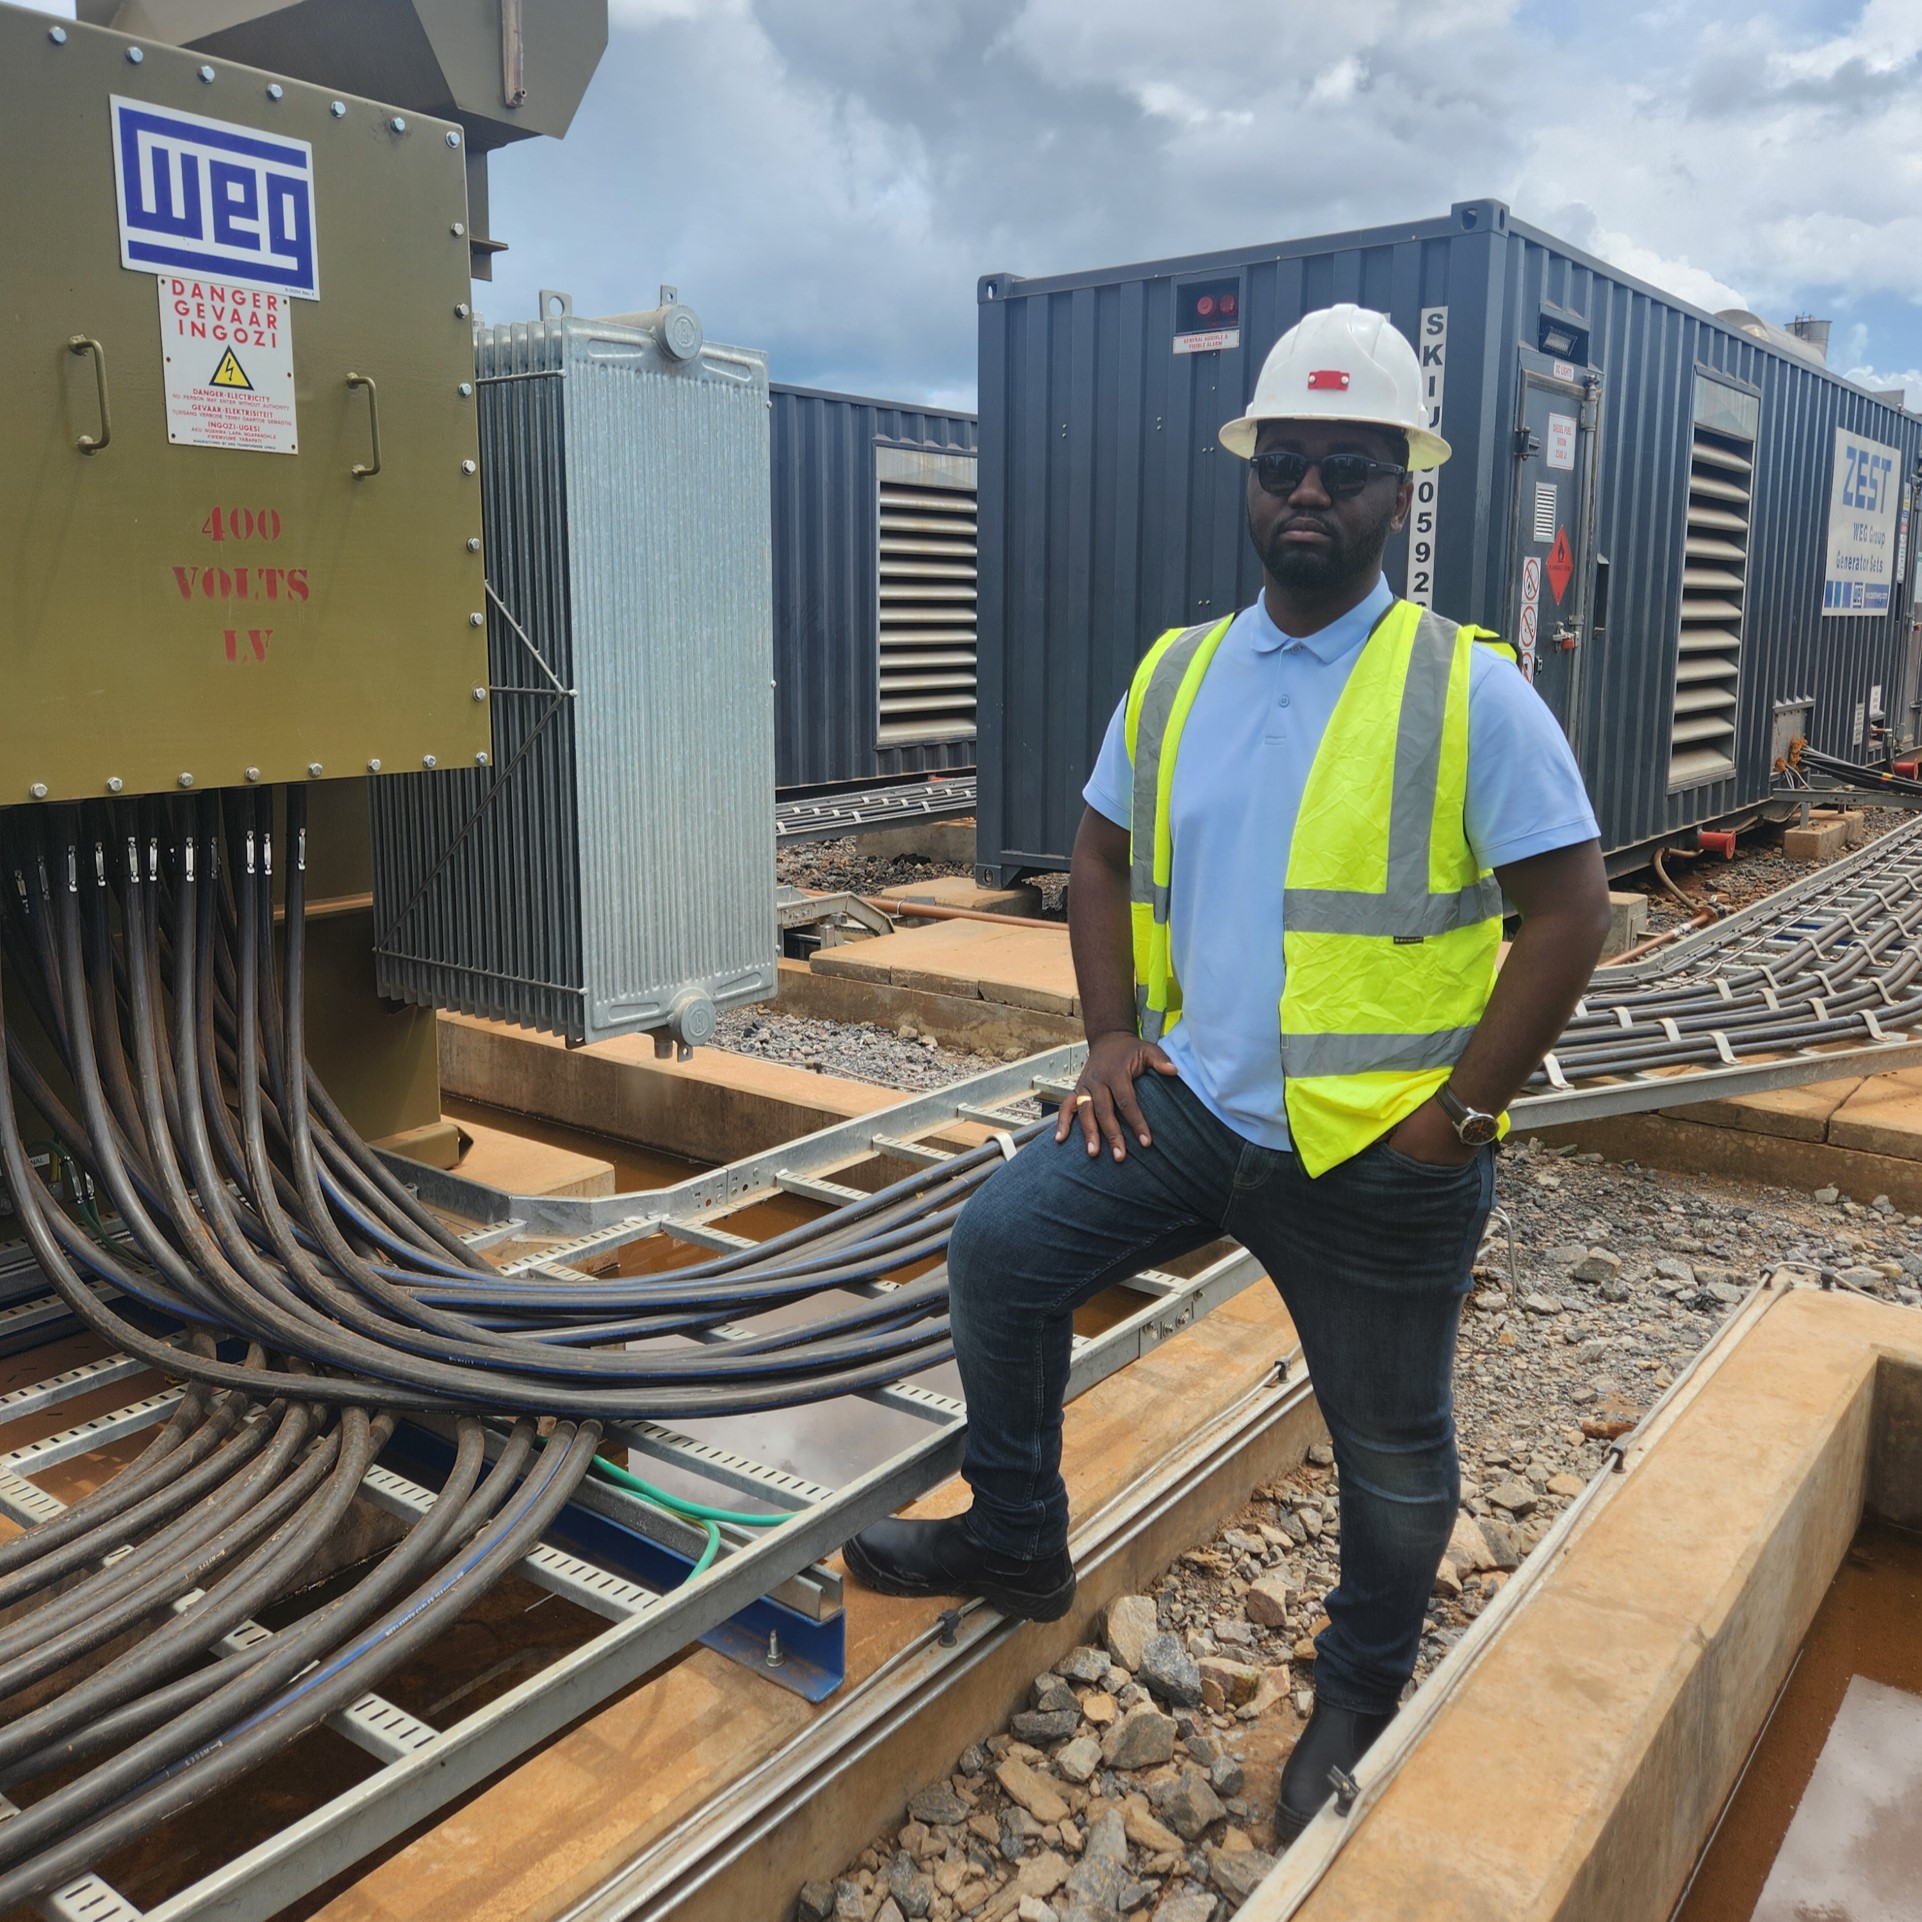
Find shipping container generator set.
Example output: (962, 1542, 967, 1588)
(972, 200, 1922, 885)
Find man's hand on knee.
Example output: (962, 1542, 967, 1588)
(1057, 1030, 1181, 1160)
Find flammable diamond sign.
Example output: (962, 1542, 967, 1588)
(157, 275, 298, 455)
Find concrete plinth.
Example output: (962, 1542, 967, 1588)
(1783, 813, 1850, 861)
(1603, 890, 1648, 958)
(1520, 1067, 1922, 1209)
(880, 873, 1043, 918)
(858, 815, 975, 865)
(811, 916, 1079, 1018)
(437, 1014, 896, 1167)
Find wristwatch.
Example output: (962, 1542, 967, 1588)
(1435, 1084, 1500, 1147)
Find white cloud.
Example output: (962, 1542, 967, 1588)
(479, 0, 1922, 405)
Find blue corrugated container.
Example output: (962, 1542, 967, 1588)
(770, 384, 979, 791)
(975, 199, 1922, 880)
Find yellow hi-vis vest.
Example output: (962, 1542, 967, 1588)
(1124, 599, 1514, 1178)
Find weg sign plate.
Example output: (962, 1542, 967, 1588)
(111, 97, 319, 298)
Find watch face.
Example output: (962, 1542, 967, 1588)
(1460, 1112, 1500, 1147)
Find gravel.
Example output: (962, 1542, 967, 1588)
(1634, 806, 1909, 936)
(806, 1140, 1920, 1920)
(712, 1008, 1025, 1093)
(777, 835, 1069, 920)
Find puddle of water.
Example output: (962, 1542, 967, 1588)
(1675, 1520, 1922, 1922)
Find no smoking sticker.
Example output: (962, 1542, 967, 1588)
(157, 275, 297, 455)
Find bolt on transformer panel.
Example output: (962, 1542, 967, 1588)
(0, 3, 489, 802)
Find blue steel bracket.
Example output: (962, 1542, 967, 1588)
(384, 1423, 845, 1702)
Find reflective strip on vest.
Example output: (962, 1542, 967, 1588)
(1129, 620, 1229, 920)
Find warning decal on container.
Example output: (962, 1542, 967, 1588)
(1518, 556, 1541, 682)
(158, 275, 297, 455)
(1546, 412, 1576, 470)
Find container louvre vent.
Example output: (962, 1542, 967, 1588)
(1668, 417, 1755, 788)
(877, 471, 977, 746)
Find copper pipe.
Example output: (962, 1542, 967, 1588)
(861, 896, 1060, 931)
(1601, 908, 1715, 967)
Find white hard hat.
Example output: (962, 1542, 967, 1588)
(1220, 302, 1450, 470)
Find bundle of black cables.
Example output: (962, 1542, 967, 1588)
(0, 788, 1042, 1417)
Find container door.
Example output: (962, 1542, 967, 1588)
(1506, 350, 1601, 741)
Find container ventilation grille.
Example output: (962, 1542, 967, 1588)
(1668, 421, 1754, 787)
(877, 457, 977, 746)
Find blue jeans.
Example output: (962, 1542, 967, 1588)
(947, 1071, 1493, 1716)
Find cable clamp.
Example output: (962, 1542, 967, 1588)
(1861, 1008, 1889, 1042)
(125, 836, 139, 884)
(1710, 1030, 1737, 1065)
(1714, 976, 1733, 1003)
(244, 829, 256, 876)
(92, 842, 105, 888)
(1659, 1016, 1682, 1043)
(262, 831, 273, 879)
(65, 847, 77, 895)
(1808, 997, 1827, 1023)
(1573, 997, 1589, 1020)
(1541, 1051, 1570, 1090)
(1760, 983, 1780, 1011)
(993, 1130, 1018, 1162)
(1615, 1005, 1635, 1029)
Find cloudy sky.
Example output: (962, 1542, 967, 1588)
(40, 0, 1922, 407)
(479, 0, 1922, 410)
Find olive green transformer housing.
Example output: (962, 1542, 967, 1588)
(0, 2, 491, 803)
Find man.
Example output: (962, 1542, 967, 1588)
(845, 304, 1610, 1842)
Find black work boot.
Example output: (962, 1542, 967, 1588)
(1274, 1701, 1396, 1846)
(843, 1516, 1077, 1622)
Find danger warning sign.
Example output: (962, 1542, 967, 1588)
(157, 276, 297, 455)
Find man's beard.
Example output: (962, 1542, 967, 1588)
(1251, 498, 1397, 594)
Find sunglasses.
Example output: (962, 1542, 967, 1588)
(1250, 450, 1408, 499)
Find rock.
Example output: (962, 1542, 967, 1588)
(1058, 1646, 1112, 1686)
(1480, 1519, 1523, 1569)
(1545, 1472, 1584, 1498)
(1138, 1633, 1203, 1709)
(1017, 1851, 1071, 1900)
(1242, 1575, 1294, 1627)
(1018, 1900, 1056, 1922)
(1120, 1797, 1187, 1854)
(1080, 1690, 1118, 1726)
(888, 1854, 935, 1918)
(1101, 1702, 1178, 1771)
(1446, 1511, 1496, 1573)
(1209, 1846, 1277, 1902)
(1056, 1735, 1103, 1783)
(1655, 1257, 1696, 1284)
(1104, 1595, 1158, 1673)
(997, 1755, 1072, 1825)
(1033, 1673, 1080, 1715)
(1521, 1292, 1563, 1315)
(1211, 1752, 1246, 1798)
(876, 1902, 906, 1922)
(1432, 1560, 1462, 1598)
(1706, 1281, 1744, 1304)
(1163, 1768, 1227, 1841)
(1152, 1894, 1217, 1922)
(1297, 1506, 1324, 1540)
(1571, 1248, 1622, 1283)
(1487, 1480, 1538, 1517)
(1292, 1636, 1319, 1662)
(834, 1881, 867, 1920)
(1813, 1186, 1840, 1205)
(1196, 1656, 1263, 1708)
(960, 1745, 990, 1777)
(1013, 1709, 1083, 1745)
(1061, 1807, 1127, 1919)
(909, 1784, 970, 1827)
(1307, 1442, 1335, 1466)
(797, 1881, 837, 1922)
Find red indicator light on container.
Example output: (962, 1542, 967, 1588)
(1195, 295, 1215, 318)
(1220, 292, 1238, 316)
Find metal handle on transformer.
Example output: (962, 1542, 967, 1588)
(346, 371, 382, 478)
(67, 336, 110, 454)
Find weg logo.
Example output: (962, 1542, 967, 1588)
(111, 98, 319, 298)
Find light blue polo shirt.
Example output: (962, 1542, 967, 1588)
(1083, 576, 1600, 1150)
